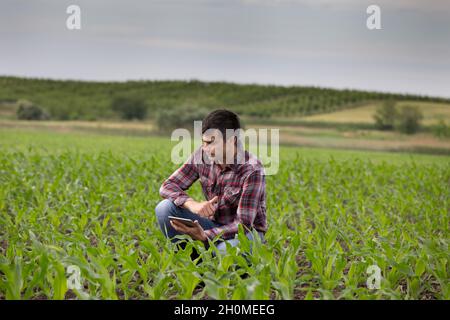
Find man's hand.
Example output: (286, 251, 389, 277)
(183, 196, 218, 219)
(170, 219, 208, 242)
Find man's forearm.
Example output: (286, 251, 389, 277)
(159, 181, 190, 207)
(182, 197, 195, 211)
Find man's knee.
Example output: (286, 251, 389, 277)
(155, 199, 174, 221)
(215, 231, 264, 255)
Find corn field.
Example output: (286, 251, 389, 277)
(0, 130, 448, 299)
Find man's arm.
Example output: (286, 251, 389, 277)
(204, 169, 265, 240)
(159, 153, 199, 207)
(183, 196, 218, 218)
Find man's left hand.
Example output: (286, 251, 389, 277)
(170, 219, 208, 242)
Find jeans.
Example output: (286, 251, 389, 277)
(155, 199, 264, 255)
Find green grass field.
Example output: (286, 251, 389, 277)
(0, 128, 448, 299)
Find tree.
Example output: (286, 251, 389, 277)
(373, 100, 398, 130)
(111, 96, 147, 120)
(156, 106, 208, 132)
(432, 119, 450, 139)
(395, 106, 423, 134)
(16, 100, 50, 120)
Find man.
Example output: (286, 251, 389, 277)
(155, 109, 267, 254)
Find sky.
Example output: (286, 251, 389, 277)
(1, 0, 449, 98)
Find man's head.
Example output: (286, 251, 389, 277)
(201, 109, 241, 165)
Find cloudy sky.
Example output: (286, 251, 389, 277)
(1, 0, 449, 97)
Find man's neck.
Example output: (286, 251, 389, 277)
(216, 148, 238, 171)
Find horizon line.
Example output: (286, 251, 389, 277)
(1, 74, 449, 101)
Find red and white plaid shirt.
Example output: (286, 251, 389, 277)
(159, 147, 267, 240)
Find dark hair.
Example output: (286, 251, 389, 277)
(202, 109, 241, 138)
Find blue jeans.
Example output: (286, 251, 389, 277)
(155, 199, 264, 255)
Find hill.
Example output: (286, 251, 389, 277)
(1, 76, 448, 121)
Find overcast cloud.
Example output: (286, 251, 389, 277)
(1, 0, 449, 97)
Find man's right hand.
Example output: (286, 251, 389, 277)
(183, 196, 218, 219)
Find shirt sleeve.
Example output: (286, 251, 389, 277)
(204, 169, 265, 240)
(159, 151, 199, 207)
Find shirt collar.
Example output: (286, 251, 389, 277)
(201, 149, 243, 173)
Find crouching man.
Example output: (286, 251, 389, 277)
(155, 109, 267, 255)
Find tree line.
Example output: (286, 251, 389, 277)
(1, 76, 448, 127)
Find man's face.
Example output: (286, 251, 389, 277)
(202, 129, 235, 165)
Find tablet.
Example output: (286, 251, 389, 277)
(168, 215, 197, 227)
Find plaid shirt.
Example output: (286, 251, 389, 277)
(159, 147, 267, 240)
